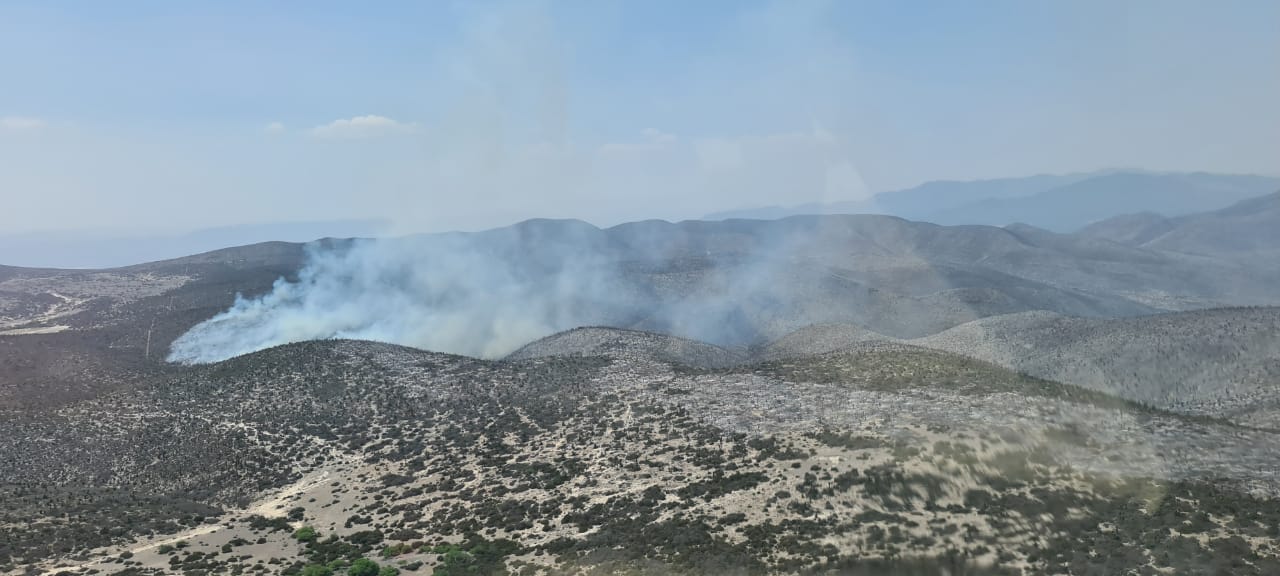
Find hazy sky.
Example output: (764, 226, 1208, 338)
(1, 0, 1277, 235)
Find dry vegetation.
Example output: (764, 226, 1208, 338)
(4, 335, 1280, 576)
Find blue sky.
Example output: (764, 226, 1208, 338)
(1, 0, 1277, 234)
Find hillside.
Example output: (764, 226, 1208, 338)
(1076, 212, 1175, 245)
(0, 242, 304, 408)
(1109, 192, 1280, 256)
(757, 323, 891, 360)
(1079, 191, 1280, 256)
(5, 336, 1280, 575)
(506, 326, 747, 368)
(911, 308, 1280, 426)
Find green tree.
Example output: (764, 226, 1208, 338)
(378, 567, 399, 576)
(294, 526, 319, 543)
(348, 558, 380, 576)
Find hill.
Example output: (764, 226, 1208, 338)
(758, 323, 891, 360)
(1082, 191, 1280, 257)
(506, 326, 747, 368)
(1076, 211, 1175, 245)
(911, 308, 1280, 426)
(5, 336, 1280, 575)
(0, 242, 306, 408)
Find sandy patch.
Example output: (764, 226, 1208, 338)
(0, 324, 69, 335)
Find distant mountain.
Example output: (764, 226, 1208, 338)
(706, 171, 1280, 233)
(0, 219, 387, 269)
(1082, 191, 1280, 256)
(875, 172, 1099, 221)
(931, 172, 1280, 231)
(703, 202, 851, 221)
(705, 172, 1094, 221)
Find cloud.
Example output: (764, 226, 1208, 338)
(264, 121, 286, 135)
(0, 116, 45, 130)
(641, 128, 676, 144)
(310, 115, 415, 139)
(598, 128, 679, 155)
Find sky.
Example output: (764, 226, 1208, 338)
(1, 0, 1278, 236)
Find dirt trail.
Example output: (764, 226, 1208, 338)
(23, 466, 340, 576)
(0, 291, 86, 332)
(247, 469, 335, 518)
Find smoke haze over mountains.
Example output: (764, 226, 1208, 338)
(167, 218, 799, 362)
(166, 190, 1280, 364)
(166, 216, 877, 363)
(168, 224, 630, 362)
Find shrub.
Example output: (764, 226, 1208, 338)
(348, 558, 380, 576)
(294, 526, 319, 543)
(380, 543, 412, 558)
(301, 564, 334, 576)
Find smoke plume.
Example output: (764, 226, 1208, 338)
(167, 220, 645, 362)
(165, 216, 849, 364)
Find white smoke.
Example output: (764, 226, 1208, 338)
(165, 216, 862, 364)
(167, 221, 644, 363)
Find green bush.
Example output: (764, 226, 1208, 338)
(348, 558, 380, 576)
(380, 543, 412, 558)
(301, 564, 334, 576)
(378, 567, 400, 576)
(295, 526, 320, 543)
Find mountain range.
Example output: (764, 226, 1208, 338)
(708, 170, 1280, 233)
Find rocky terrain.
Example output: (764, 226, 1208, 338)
(3, 195, 1280, 575)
